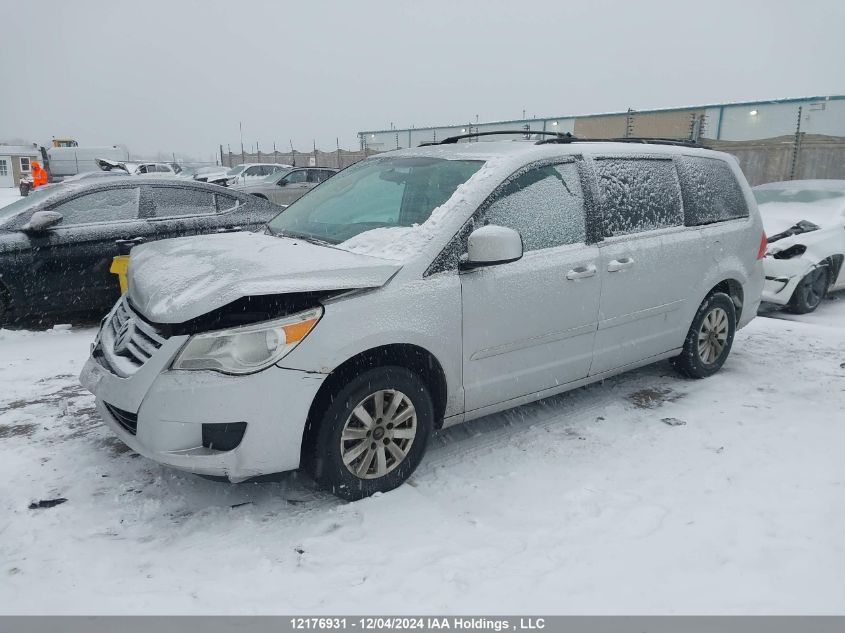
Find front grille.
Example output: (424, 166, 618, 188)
(105, 297, 167, 373)
(105, 403, 138, 435)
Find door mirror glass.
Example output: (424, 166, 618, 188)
(277, 178, 287, 187)
(22, 210, 64, 232)
(460, 225, 523, 270)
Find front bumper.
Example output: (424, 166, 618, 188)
(80, 321, 326, 482)
(761, 256, 814, 305)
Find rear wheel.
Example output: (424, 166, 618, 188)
(671, 292, 736, 379)
(786, 266, 829, 314)
(303, 366, 433, 500)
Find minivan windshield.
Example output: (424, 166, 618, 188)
(266, 156, 483, 246)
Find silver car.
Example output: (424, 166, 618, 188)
(80, 139, 765, 500)
(231, 167, 337, 206)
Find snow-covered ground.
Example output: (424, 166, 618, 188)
(1, 296, 844, 614)
(0, 188, 22, 209)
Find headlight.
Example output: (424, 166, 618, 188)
(172, 307, 323, 374)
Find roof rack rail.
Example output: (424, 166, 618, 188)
(419, 130, 573, 146)
(536, 136, 700, 147)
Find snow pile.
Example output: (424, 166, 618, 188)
(0, 188, 22, 210)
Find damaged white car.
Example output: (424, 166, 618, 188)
(756, 180, 845, 313)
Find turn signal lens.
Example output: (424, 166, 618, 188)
(757, 232, 768, 259)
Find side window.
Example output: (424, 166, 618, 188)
(215, 193, 240, 212)
(51, 188, 140, 225)
(595, 158, 683, 237)
(306, 169, 324, 183)
(677, 156, 749, 225)
(481, 163, 586, 251)
(156, 164, 173, 173)
(285, 170, 307, 185)
(151, 187, 216, 217)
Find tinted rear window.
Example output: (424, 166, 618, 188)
(595, 158, 683, 237)
(677, 156, 749, 225)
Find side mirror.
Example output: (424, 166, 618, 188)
(277, 179, 287, 187)
(460, 225, 523, 270)
(22, 210, 63, 232)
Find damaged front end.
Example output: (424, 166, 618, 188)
(762, 221, 822, 304)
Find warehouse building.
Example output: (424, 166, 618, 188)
(358, 95, 845, 185)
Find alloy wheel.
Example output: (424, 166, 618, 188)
(340, 389, 417, 479)
(697, 307, 729, 365)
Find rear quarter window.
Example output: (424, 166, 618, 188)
(595, 157, 683, 237)
(677, 156, 749, 226)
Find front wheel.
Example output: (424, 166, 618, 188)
(671, 292, 736, 379)
(786, 266, 829, 314)
(303, 366, 434, 500)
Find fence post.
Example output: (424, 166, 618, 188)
(789, 106, 803, 181)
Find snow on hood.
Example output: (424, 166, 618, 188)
(127, 232, 401, 323)
(758, 199, 845, 235)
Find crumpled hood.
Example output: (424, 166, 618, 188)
(759, 201, 845, 235)
(127, 232, 401, 323)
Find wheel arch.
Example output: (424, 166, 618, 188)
(300, 343, 449, 460)
(707, 278, 744, 321)
(825, 253, 844, 283)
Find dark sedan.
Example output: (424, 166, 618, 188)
(0, 178, 279, 324)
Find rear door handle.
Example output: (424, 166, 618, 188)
(607, 257, 634, 272)
(566, 264, 597, 280)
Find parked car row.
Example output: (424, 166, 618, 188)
(192, 163, 291, 187)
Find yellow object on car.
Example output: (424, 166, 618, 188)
(110, 255, 130, 294)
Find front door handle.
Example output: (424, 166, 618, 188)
(566, 264, 597, 280)
(216, 226, 243, 233)
(607, 257, 634, 272)
(115, 237, 145, 255)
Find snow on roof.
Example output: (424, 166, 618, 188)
(0, 145, 41, 156)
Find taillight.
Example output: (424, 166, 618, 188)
(757, 232, 767, 259)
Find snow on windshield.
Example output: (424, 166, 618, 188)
(268, 156, 507, 262)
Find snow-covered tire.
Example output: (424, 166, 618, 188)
(671, 292, 736, 379)
(786, 266, 829, 314)
(303, 366, 433, 501)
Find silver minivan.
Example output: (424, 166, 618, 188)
(80, 137, 765, 499)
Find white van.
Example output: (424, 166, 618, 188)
(81, 135, 765, 500)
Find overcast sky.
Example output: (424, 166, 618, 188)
(1, 0, 841, 162)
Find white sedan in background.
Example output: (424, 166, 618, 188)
(756, 179, 845, 313)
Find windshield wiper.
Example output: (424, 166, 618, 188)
(267, 227, 337, 247)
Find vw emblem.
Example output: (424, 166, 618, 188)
(113, 319, 135, 356)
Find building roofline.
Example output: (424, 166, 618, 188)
(358, 94, 845, 136)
